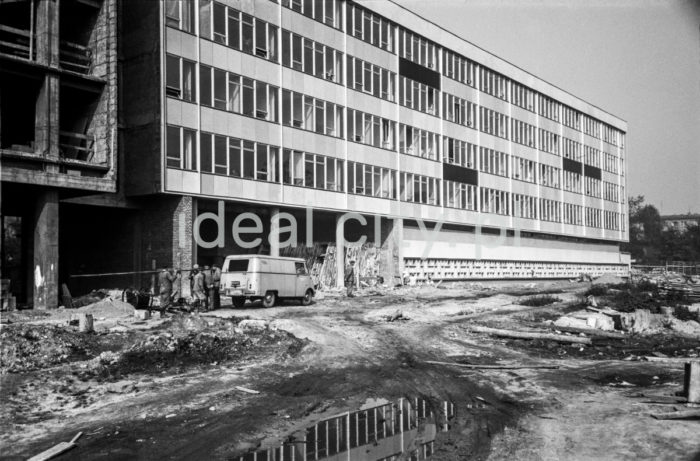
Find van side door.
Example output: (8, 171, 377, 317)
(294, 261, 311, 296)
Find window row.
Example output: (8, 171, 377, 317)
(282, 149, 343, 191)
(604, 210, 620, 231)
(538, 95, 560, 121)
(563, 203, 583, 226)
(479, 147, 509, 177)
(513, 193, 537, 219)
(539, 128, 560, 155)
(347, 3, 395, 52)
(282, 30, 343, 83)
(479, 67, 509, 101)
(512, 156, 536, 183)
(281, 89, 344, 137)
(399, 29, 437, 69)
(512, 81, 536, 111)
(400, 77, 438, 115)
(347, 161, 396, 199)
(442, 49, 477, 87)
(540, 164, 561, 189)
(399, 172, 441, 205)
(444, 180, 477, 211)
(443, 137, 476, 168)
(347, 109, 396, 150)
(278, 0, 342, 30)
(480, 107, 509, 139)
(586, 207, 602, 228)
(444, 93, 476, 126)
(200, 1, 278, 62)
(200, 66, 280, 122)
(511, 118, 536, 147)
(166, 125, 197, 170)
(603, 124, 620, 146)
(563, 170, 582, 193)
(584, 176, 602, 198)
(481, 188, 510, 215)
(399, 124, 440, 160)
(540, 198, 561, 223)
(347, 56, 395, 101)
(562, 137, 580, 160)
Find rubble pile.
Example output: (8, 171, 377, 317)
(0, 324, 93, 373)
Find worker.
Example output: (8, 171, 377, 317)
(203, 265, 212, 309)
(158, 266, 174, 315)
(211, 264, 221, 310)
(345, 259, 356, 297)
(191, 264, 207, 311)
(170, 269, 182, 306)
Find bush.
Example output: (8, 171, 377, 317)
(673, 305, 697, 322)
(518, 295, 561, 307)
(584, 285, 609, 297)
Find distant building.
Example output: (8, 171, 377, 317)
(661, 214, 700, 232)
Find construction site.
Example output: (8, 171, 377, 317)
(1, 0, 699, 459)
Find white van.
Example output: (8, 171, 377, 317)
(220, 255, 315, 308)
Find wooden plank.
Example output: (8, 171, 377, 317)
(542, 323, 626, 339)
(644, 357, 700, 364)
(27, 442, 76, 461)
(650, 409, 700, 420)
(234, 386, 260, 395)
(467, 325, 592, 345)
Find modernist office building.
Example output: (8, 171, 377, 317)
(119, 0, 629, 287)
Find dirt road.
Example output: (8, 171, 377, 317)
(2, 282, 699, 460)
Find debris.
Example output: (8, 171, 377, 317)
(384, 310, 409, 322)
(650, 409, 700, 420)
(78, 313, 94, 333)
(134, 310, 151, 320)
(592, 273, 624, 285)
(467, 325, 592, 344)
(235, 386, 260, 394)
(643, 356, 698, 364)
(238, 319, 269, 331)
(426, 360, 560, 370)
(165, 413, 176, 418)
(543, 324, 626, 339)
(28, 432, 82, 461)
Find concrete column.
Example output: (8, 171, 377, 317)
(33, 190, 59, 309)
(35, 0, 59, 67)
(269, 207, 280, 257)
(173, 196, 194, 299)
(35, 75, 60, 160)
(335, 214, 345, 288)
(378, 217, 403, 286)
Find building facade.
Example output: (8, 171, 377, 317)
(661, 214, 700, 233)
(2, 0, 630, 308)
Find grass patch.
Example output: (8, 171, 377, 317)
(518, 295, 561, 307)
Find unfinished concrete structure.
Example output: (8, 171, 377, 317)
(0, 0, 118, 308)
(116, 0, 629, 290)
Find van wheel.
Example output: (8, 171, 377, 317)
(262, 292, 277, 308)
(232, 297, 245, 308)
(301, 289, 313, 306)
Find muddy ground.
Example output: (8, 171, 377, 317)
(1, 280, 699, 460)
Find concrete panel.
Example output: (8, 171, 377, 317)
(399, 155, 441, 178)
(181, 170, 200, 194)
(347, 144, 398, 170)
(165, 168, 184, 192)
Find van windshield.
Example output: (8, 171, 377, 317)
(226, 259, 249, 272)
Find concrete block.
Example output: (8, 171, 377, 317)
(134, 309, 151, 320)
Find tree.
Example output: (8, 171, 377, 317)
(624, 195, 663, 263)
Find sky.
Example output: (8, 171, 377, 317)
(391, 0, 700, 215)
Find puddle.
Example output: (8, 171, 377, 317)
(231, 397, 455, 461)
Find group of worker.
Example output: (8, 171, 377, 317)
(157, 264, 221, 314)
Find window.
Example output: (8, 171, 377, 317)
(282, 31, 343, 83)
(398, 172, 440, 205)
(443, 137, 476, 168)
(166, 0, 195, 33)
(539, 164, 560, 188)
(511, 156, 536, 183)
(479, 67, 509, 101)
(166, 55, 181, 97)
(166, 55, 196, 102)
(348, 3, 394, 52)
(201, 67, 278, 121)
(347, 109, 395, 149)
(479, 147, 509, 177)
(562, 138, 580, 160)
(540, 199, 561, 223)
(513, 194, 537, 219)
(442, 49, 477, 87)
(399, 124, 439, 159)
(479, 107, 509, 139)
(512, 82, 536, 111)
(563, 203, 583, 225)
(169, 127, 197, 170)
(166, 125, 181, 168)
(539, 129, 560, 155)
(584, 176, 602, 198)
(443, 93, 476, 126)
(443, 180, 476, 210)
(399, 29, 435, 68)
(511, 118, 536, 147)
(347, 162, 395, 198)
(563, 170, 582, 194)
(282, 90, 343, 137)
(538, 95, 560, 121)
(283, 149, 343, 191)
(397, 77, 437, 115)
(480, 188, 510, 215)
(562, 105, 581, 130)
(200, 3, 278, 63)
